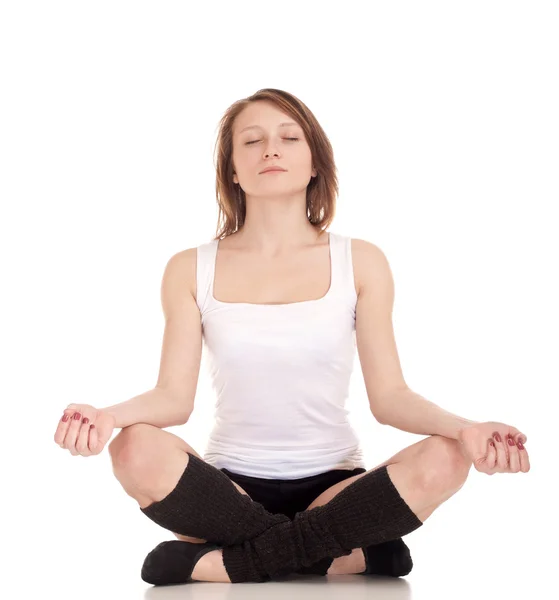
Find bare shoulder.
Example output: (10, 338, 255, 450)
(161, 247, 198, 311)
(350, 238, 392, 297)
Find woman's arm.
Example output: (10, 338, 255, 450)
(353, 239, 478, 439)
(103, 249, 202, 429)
(371, 387, 479, 439)
(102, 386, 191, 429)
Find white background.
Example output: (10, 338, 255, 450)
(1, 1, 557, 598)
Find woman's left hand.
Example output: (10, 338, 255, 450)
(458, 421, 531, 475)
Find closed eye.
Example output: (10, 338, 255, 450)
(245, 137, 299, 145)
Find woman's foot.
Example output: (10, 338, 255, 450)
(326, 548, 367, 575)
(191, 548, 231, 582)
(141, 540, 224, 585)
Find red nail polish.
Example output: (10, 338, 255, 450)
(90, 424, 95, 429)
(73, 412, 81, 420)
(494, 433, 501, 443)
(517, 441, 524, 450)
(489, 440, 495, 447)
(62, 414, 69, 422)
(82, 417, 89, 424)
(507, 437, 515, 446)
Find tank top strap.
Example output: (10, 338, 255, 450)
(329, 231, 358, 308)
(196, 232, 357, 313)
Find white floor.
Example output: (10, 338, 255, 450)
(39, 558, 538, 600)
(133, 570, 536, 599)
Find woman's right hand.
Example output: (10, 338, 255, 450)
(54, 404, 116, 456)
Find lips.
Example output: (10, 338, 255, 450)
(260, 167, 286, 174)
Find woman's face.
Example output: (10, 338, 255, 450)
(231, 101, 316, 198)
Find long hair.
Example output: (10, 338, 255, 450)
(212, 88, 338, 241)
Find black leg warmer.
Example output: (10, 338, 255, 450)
(139, 452, 342, 584)
(221, 464, 423, 582)
(139, 452, 291, 545)
(296, 538, 414, 577)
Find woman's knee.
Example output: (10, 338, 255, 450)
(109, 424, 152, 467)
(108, 423, 201, 471)
(421, 435, 472, 491)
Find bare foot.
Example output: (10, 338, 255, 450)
(327, 548, 366, 575)
(191, 549, 231, 583)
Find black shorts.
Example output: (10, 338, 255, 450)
(220, 466, 367, 520)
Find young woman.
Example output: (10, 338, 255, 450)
(54, 88, 530, 585)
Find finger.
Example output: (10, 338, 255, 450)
(486, 439, 497, 473)
(65, 410, 84, 456)
(516, 438, 531, 473)
(493, 431, 508, 472)
(88, 424, 99, 454)
(510, 428, 528, 446)
(76, 416, 92, 456)
(514, 432, 529, 451)
(54, 410, 74, 446)
(506, 434, 520, 473)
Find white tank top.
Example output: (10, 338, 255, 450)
(195, 231, 366, 479)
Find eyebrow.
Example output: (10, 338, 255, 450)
(238, 121, 300, 134)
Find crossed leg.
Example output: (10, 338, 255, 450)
(303, 434, 473, 575)
(108, 424, 250, 544)
(304, 434, 473, 519)
(110, 426, 472, 582)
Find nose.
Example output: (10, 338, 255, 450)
(263, 144, 280, 159)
